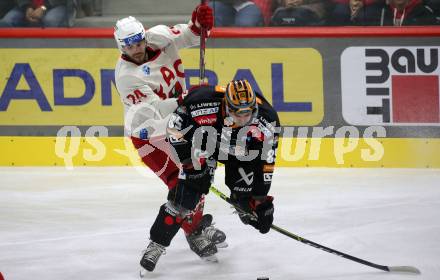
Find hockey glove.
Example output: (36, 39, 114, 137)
(248, 196, 274, 234)
(191, 4, 214, 33)
(183, 163, 213, 194)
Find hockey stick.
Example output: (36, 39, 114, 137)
(199, 0, 207, 84)
(209, 185, 421, 274)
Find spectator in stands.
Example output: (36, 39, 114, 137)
(1, 0, 15, 18)
(76, 0, 100, 18)
(270, 0, 330, 26)
(379, 0, 437, 25)
(0, 0, 76, 27)
(330, 0, 385, 25)
(0, 0, 14, 27)
(209, 0, 266, 26)
(253, 0, 275, 25)
(424, 0, 440, 18)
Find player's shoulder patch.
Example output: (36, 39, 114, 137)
(176, 105, 187, 114)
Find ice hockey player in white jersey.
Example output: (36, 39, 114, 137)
(113, 4, 226, 274)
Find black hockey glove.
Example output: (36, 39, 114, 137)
(183, 163, 213, 194)
(248, 196, 274, 234)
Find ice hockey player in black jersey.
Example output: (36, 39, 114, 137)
(158, 79, 280, 265)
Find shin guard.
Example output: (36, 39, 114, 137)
(150, 203, 182, 247)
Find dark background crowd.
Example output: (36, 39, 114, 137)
(212, 0, 440, 26)
(0, 0, 439, 28)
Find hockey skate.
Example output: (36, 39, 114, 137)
(185, 215, 218, 261)
(139, 241, 166, 276)
(186, 214, 227, 262)
(199, 214, 228, 248)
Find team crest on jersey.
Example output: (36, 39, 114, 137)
(142, 65, 150, 75)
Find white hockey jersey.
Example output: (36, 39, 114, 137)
(115, 23, 200, 139)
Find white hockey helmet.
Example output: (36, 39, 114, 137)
(114, 16, 146, 53)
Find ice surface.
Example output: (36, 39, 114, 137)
(0, 167, 439, 280)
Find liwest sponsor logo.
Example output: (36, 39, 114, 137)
(341, 47, 440, 126)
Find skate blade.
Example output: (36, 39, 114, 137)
(202, 254, 218, 262)
(140, 268, 147, 278)
(215, 241, 228, 248)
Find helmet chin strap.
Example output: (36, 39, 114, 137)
(224, 103, 259, 128)
(223, 105, 235, 126)
(143, 45, 149, 62)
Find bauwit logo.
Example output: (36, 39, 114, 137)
(341, 47, 440, 126)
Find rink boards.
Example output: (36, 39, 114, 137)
(0, 136, 439, 168)
(0, 28, 439, 167)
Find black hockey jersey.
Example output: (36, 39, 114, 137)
(167, 85, 280, 197)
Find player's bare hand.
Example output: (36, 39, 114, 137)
(285, 0, 304, 7)
(25, 7, 39, 23)
(31, 7, 46, 20)
(350, 0, 364, 18)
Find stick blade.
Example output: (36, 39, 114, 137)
(388, 266, 421, 274)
